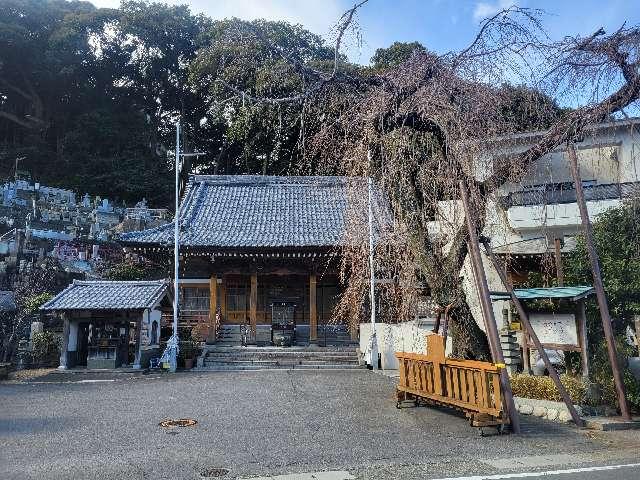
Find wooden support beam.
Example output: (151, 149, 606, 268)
(207, 275, 218, 344)
(566, 142, 631, 421)
(554, 238, 564, 286)
(250, 273, 257, 341)
(576, 299, 590, 380)
(309, 274, 317, 343)
(459, 180, 520, 434)
(484, 243, 585, 428)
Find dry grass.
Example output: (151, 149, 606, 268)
(3, 368, 55, 382)
(510, 373, 586, 403)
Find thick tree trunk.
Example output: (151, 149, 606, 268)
(448, 289, 492, 361)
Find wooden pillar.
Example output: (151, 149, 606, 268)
(554, 238, 564, 286)
(250, 273, 257, 341)
(207, 275, 217, 344)
(220, 275, 227, 323)
(576, 299, 590, 379)
(309, 274, 317, 343)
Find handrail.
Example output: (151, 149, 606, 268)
(501, 181, 640, 208)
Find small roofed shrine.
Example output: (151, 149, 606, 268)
(41, 280, 171, 369)
(120, 175, 384, 346)
(490, 286, 595, 376)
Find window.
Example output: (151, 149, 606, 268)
(226, 283, 248, 312)
(180, 287, 210, 313)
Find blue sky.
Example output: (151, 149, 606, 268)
(89, 0, 640, 64)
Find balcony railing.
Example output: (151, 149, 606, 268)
(501, 181, 640, 208)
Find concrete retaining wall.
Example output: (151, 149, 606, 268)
(360, 320, 452, 370)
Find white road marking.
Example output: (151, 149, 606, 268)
(483, 453, 586, 469)
(76, 379, 116, 383)
(429, 462, 640, 480)
(237, 471, 355, 480)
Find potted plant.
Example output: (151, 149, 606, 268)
(181, 340, 198, 370)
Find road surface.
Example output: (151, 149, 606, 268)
(1, 369, 639, 479)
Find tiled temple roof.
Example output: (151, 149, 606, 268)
(120, 175, 384, 249)
(41, 280, 169, 311)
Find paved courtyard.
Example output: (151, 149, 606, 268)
(1, 369, 639, 479)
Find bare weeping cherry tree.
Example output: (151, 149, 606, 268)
(217, 4, 640, 360)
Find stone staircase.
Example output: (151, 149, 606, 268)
(196, 345, 362, 371)
(215, 324, 357, 347)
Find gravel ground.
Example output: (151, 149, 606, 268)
(0, 369, 638, 480)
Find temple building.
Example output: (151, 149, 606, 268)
(120, 175, 378, 347)
(41, 280, 171, 369)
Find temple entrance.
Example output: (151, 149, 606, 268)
(177, 273, 350, 346)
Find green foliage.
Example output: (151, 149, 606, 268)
(565, 200, 640, 324)
(510, 373, 586, 403)
(178, 339, 199, 360)
(104, 262, 149, 281)
(31, 331, 61, 364)
(497, 84, 569, 132)
(588, 337, 640, 410)
(562, 200, 640, 410)
(23, 293, 54, 316)
(370, 41, 427, 69)
(189, 18, 339, 177)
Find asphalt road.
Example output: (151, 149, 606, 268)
(1, 369, 639, 480)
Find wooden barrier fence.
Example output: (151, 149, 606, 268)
(395, 334, 508, 432)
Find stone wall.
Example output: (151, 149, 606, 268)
(514, 396, 618, 423)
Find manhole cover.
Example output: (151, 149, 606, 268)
(159, 418, 198, 428)
(201, 467, 229, 478)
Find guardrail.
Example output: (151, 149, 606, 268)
(395, 334, 508, 433)
(500, 181, 640, 208)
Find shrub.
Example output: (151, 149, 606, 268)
(23, 293, 53, 315)
(510, 374, 586, 403)
(104, 262, 148, 281)
(31, 331, 61, 365)
(588, 336, 640, 411)
(178, 339, 199, 360)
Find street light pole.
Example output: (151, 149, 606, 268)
(167, 120, 182, 373)
(160, 120, 206, 373)
(368, 167, 378, 370)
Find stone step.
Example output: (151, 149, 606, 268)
(206, 350, 357, 356)
(195, 363, 363, 371)
(203, 360, 358, 367)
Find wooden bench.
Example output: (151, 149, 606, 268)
(395, 334, 508, 434)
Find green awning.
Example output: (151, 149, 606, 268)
(490, 286, 595, 302)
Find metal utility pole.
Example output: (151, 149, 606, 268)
(367, 150, 379, 369)
(566, 142, 631, 420)
(459, 180, 520, 433)
(166, 121, 182, 373)
(483, 241, 585, 427)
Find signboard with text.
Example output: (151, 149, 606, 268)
(528, 313, 579, 347)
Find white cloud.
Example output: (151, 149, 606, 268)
(472, 0, 517, 23)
